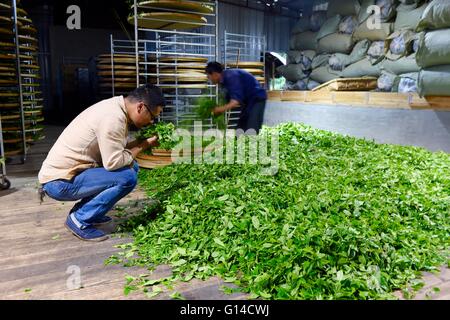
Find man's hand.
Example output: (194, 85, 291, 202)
(213, 100, 240, 115)
(212, 106, 226, 115)
(129, 135, 159, 159)
(146, 135, 159, 148)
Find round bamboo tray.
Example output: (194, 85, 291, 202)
(0, 92, 19, 98)
(0, 79, 17, 85)
(160, 83, 210, 89)
(128, 12, 207, 30)
(0, 41, 15, 49)
(5, 148, 24, 157)
(227, 61, 264, 68)
(97, 70, 137, 76)
(133, 0, 214, 14)
(18, 35, 38, 44)
(0, 3, 11, 11)
(0, 71, 16, 77)
(99, 82, 137, 88)
(20, 64, 39, 70)
(3, 137, 22, 144)
(0, 27, 13, 36)
(17, 16, 33, 25)
(158, 56, 208, 63)
(0, 53, 15, 60)
(0, 102, 20, 108)
(136, 144, 216, 169)
(96, 64, 138, 71)
(20, 25, 37, 33)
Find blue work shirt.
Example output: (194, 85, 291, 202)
(220, 69, 267, 117)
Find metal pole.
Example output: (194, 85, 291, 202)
(215, 1, 219, 128)
(0, 115, 6, 176)
(263, 35, 267, 90)
(110, 34, 115, 97)
(12, 0, 26, 163)
(134, 0, 140, 87)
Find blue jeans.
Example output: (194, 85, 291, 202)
(43, 162, 139, 227)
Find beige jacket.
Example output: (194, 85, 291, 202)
(38, 96, 134, 184)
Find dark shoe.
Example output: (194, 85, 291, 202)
(92, 215, 113, 226)
(65, 214, 109, 242)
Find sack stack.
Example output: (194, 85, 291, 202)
(283, 0, 447, 96)
(415, 0, 450, 96)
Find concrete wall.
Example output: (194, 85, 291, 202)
(264, 101, 450, 153)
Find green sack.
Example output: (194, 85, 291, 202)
(381, 53, 420, 75)
(303, 50, 317, 61)
(398, 0, 420, 4)
(418, 65, 450, 96)
(376, 0, 397, 22)
(310, 66, 341, 84)
(311, 53, 331, 69)
(290, 31, 318, 51)
(291, 17, 311, 35)
(327, 0, 358, 18)
(417, 0, 450, 31)
(394, 3, 428, 31)
(397, 3, 419, 12)
(318, 33, 355, 54)
(393, 72, 419, 93)
(353, 20, 394, 41)
(377, 70, 397, 91)
(329, 39, 371, 71)
(316, 14, 342, 41)
(287, 50, 316, 69)
(367, 41, 386, 65)
(277, 64, 309, 82)
(385, 30, 417, 61)
(416, 29, 450, 68)
(341, 57, 381, 78)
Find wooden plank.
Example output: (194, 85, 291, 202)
(269, 91, 450, 111)
(305, 90, 334, 104)
(280, 90, 306, 102)
(333, 92, 369, 106)
(267, 90, 281, 101)
(410, 96, 450, 110)
(367, 92, 411, 109)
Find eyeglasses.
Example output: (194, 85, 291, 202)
(143, 102, 158, 119)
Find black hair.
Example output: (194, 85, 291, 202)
(127, 84, 166, 112)
(205, 61, 223, 74)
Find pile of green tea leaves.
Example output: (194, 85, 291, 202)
(135, 122, 177, 151)
(113, 123, 450, 299)
(195, 97, 227, 130)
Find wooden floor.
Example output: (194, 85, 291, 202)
(0, 125, 448, 300)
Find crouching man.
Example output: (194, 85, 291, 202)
(38, 84, 165, 241)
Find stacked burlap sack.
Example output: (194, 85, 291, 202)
(283, 0, 450, 96)
(377, 0, 428, 92)
(284, 0, 398, 90)
(415, 0, 450, 96)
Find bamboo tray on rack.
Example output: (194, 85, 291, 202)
(0, 53, 16, 60)
(159, 83, 210, 89)
(129, 12, 207, 30)
(158, 56, 208, 63)
(227, 61, 264, 68)
(133, 0, 214, 14)
(0, 27, 13, 36)
(96, 64, 138, 70)
(18, 35, 38, 44)
(97, 70, 137, 77)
